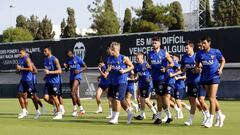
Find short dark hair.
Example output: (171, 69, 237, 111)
(44, 46, 52, 52)
(184, 40, 194, 48)
(65, 49, 73, 54)
(152, 36, 160, 42)
(97, 57, 104, 64)
(172, 53, 180, 58)
(19, 48, 26, 52)
(201, 35, 211, 42)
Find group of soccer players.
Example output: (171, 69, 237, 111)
(16, 35, 226, 128)
(95, 36, 226, 128)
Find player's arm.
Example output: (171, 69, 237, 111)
(75, 58, 87, 74)
(175, 74, 186, 80)
(16, 58, 33, 72)
(32, 63, 38, 74)
(98, 66, 108, 78)
(170, 67, 182, 77)
(120, 56, 134, 74)
(45, 58, 62, 74)
(218, 56, 225, 75)
(161, 52, 174, 72)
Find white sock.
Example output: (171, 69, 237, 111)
(184, 105, 191, 111)
(115, 112, 120, 120)
(22, 108, 27, 113)
(216, 110, 223, 118)
(189, 114, 194, 121)
(140, 110, 145, 117)
(98, 105, 102, 110)
(156, 111, 162, 119)
(150, 106, 157, 114)
(60, 105, 64, 110)
(73, 105, 78, 111)
(164, 108, 172, 118)
(79, 105, 84, 111)
(174, 104, 179, 111)
(109, 108, 113, 116)
(127, 108, 132, 115)
(204, 110, 210, 118)
(209, 115, 214, 122)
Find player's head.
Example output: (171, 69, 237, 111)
(135, 52, 144, 64)
(201, 36, 211, 50)
(196, 40, 203, 50)
(184, 40, 194, 55)
(97, 57, 105, 67)
(110, 42, 120, 56)
(43, 46, 52, 57)
(152, 36, 161, 50)
(19, 48, 27, 58)
(66, 50, 74, 58)
(172, 53, 180, 62)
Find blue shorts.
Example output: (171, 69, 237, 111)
(44, 83, 61, 96)
(98, 84, 109, 91)
(70, 79, 81, 89)
(126, 86, 134, 95)
(174, 88, 184, 100)
(18, 80, 35, 95)
(198, 86, 206, 97)
(201, 77, 220, 85)
(153, 80, 165, 96)
(139, 85, 152, 98)
(187, 84, 199, 98)
(112, 83, 127, 101)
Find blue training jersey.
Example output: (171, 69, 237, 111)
(174, 62, 185, 90)
(181, 53, 200, 85)
(148, 49, 166, 81)
(65, 55, 85, 80)
(99, 65, 110, 86)
(134, 62, 152, 88)
(163, 59, 176, 85)
(195, 48, 223, 82)
(18, 56, 33, 81)
(107, 54, 128, 85)
(44, 55, 60, 84)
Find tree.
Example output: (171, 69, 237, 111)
(16, 15, 28, 29)
(168, 1, 184, 30)
(60, 18, 66, 38)
(2, 27, 33, 42)
(35, 16, 55, 40)
(132, 0, 170, 32)
(27, 15, 39, 39)
(213, 0, 240, 26)
(88, 0, 120, 35)
(61, 7, 77, 38)
(123, 8, 132, 33)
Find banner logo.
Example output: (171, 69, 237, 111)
(73, 42, 86, 60)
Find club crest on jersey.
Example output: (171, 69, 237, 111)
(211, 55, 215, 59)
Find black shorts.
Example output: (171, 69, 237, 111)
(44, 83, 61, 96)
(98, 84, 109, 91)
(139, 85, 152, 98)
(153, 80, 165, 96)
(187, 84, 199, 98)
(18, 80, 35, 95)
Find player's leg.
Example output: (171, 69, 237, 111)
(95, 86, 103, 113)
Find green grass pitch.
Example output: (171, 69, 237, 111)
(0, 99, 239, 135)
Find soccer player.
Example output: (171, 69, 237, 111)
(169, 53, 186, 119)
(196, 41, 210, 125)
(64, 50, 87, 117)
(43, 47, 63, 120)
(95, 58, 110, 113)
(134, 52, 157, 120)
(106, 42, 134, 124)
(181, 40, 201, 126)
(28, 53, 46, 119)
(16, 48, 33, 119)
(148, 37, 174, 124)
(195, 36, 226, 128)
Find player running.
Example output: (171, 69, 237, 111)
(43, 47, 63, 120)
(195, 36, 226, 128)
(148, 37, 174, 124)
(106, 42, 134, 124)
(64, 50, 87, 117)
